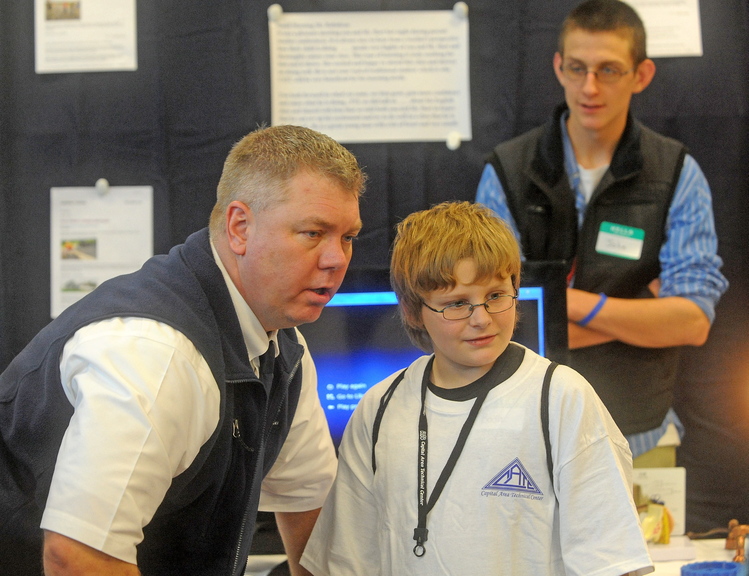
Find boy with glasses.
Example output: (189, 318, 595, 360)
(476, 0, 727, 467)
(301, 201, 652, 576)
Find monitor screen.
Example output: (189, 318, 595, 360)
(297, 262, 568, 448)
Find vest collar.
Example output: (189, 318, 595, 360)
(531, 103, 644, 186)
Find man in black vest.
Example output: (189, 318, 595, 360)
(0, 125, 365, 575)
(477, 0, 727, 467)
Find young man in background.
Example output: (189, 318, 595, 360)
(476, 0, 727, 466)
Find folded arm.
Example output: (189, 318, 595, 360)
(567, 286, 710, 349)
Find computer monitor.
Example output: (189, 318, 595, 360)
(298, 261, 569, 448)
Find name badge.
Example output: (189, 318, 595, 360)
(595, 221, 644, 260)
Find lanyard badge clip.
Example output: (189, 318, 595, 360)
(413, 527, 428, 557)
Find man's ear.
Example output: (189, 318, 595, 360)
(225, 201, 252, 256)
(632, 58, 656, 94)
(553, 52, 565, 85)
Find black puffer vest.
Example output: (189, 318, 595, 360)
(487, 104, 686, 435)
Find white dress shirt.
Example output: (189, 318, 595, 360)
(41, 243, 336, 564)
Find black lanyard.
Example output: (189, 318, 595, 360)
(413, 368, 492, 557)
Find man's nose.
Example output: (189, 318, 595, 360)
(319, 239, 351, 270)
(581, 71, 601, 94)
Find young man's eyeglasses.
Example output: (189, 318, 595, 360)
(423, 294, 517, 321)
(560, 61, 634, 84)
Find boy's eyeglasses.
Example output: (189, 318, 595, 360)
(422, 294, 517, 321)
(560, 62, 634, 84)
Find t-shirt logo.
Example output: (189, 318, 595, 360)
(482, 458, 543, 496)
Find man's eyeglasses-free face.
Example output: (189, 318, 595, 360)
(422, 293, 517, 321)
(559, 61, 634, 84)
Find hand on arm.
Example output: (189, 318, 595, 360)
(44, 531, 140, 576)
(275, 509, 322, 576)
(566, 286, 710, 349)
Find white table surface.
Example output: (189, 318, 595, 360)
(651, 538, 736, 575)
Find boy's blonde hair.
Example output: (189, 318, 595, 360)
(209, 125, 366, 240)
(390, 201, 521, 352)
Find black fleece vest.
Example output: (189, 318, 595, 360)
(487, 105, 687, 435)
(0, 229, 304, 576)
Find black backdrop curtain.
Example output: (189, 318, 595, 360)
(1, 0, 747, 532)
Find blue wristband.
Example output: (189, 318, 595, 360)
(577, 293, 607, 327)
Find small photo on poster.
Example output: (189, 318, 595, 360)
(61, 238, 97, 260)
(46, 2, 81, 21)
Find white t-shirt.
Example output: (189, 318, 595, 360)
(302, 346, 653, 576)
(40, 248, 337, 564)
(578, 163, 609, 202)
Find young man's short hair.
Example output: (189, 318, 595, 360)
(559, 0, 647, 65)
(390, 201, 521, 352)
(209, 125, 365, 239)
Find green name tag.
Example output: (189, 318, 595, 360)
(595, 221, 645, 260)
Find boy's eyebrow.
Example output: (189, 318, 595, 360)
(433, 283, 511, 299)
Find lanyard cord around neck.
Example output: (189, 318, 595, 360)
(413, 372, 492, 557)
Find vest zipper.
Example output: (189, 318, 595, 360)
(230, 356, 302, 575)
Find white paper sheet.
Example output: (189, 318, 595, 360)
(627, 0, 703, 57)
(35, 0, 137, 73)
(268, 5, 472, 145)
(50, 185, 153, 318)
(633, 467, 687, 536)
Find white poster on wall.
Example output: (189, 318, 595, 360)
(50, 184, 152, 318)
(35, 0, 137, 73)
(627, 0, 703, 57)
(268, 4, 472, 147)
